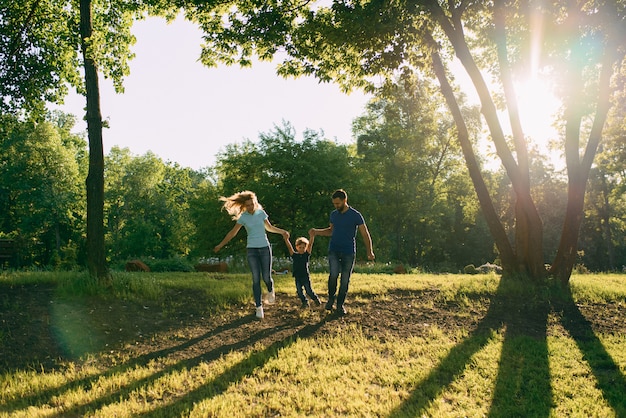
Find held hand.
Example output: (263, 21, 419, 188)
(367, 250, 375, 261)
(214, 245, 222, 253)
(308, 228, 316, 237)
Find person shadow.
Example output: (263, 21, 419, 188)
(388, 277, 626, 417)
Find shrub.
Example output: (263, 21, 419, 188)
(147, 257, 194, 272)
(464, 264, 478, 274)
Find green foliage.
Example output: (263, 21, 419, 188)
(0, 113, 86, 267)
(104, 147, 204, 262)
(0, 0, 144, 115)
(146, 256, 194, 273)
(189, 0, 626, 282)
(464, 264, 478, 274)
(352, 73, 493, 268)
(209, 121, 358, 259)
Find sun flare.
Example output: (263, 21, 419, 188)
(515, 77, 561, 152)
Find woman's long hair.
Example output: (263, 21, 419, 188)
(219, 190, 263, 220)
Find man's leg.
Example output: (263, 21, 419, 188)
(326, 251, 340, 310)
(336, 252, 355, 313)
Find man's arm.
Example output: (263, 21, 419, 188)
(306, 234, 315, 253)
(358, 223, 375, 260)
(309, 224, 333, 237)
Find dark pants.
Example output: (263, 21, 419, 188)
(327, 251, 355, 308)
(295, 274, 319, 303)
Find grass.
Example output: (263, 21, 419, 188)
(1, 271, 625, 417)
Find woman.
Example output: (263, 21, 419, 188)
(214, 191, 289, 319)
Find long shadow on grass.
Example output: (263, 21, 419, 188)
(135, 316, 333, 417)
(0, 282, 62, 372)
(48, 316, 303, 417)
(389, 278, 552, 417)
(1, 314, 256, 414)
(553, 287, 626, 416)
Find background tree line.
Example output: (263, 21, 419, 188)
(2, 1, 624, 283)
(2, 71, 625, 272)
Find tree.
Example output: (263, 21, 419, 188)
(579, 65, 626, 271)
(104, 147, 202, 262)
(209, 121, 357, 258)
(0, 113, 86, 267)
(189, 0, 626, 283)
(352, 73, 490, 268)
(2, 0, 148, 281)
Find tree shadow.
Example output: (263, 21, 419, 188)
(2, 313, 256, 414)
(0, 282, 62, 372)
(389, 278, 553, 417)
(552, 286, 626, 416)
(134, 316, 332, 417)
(6, 308, 333, 417)
(390, 278, 626, 416)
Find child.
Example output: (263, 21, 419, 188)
(284, 235, 322, 308)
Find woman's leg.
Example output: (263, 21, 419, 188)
(247, 248, 263, 307)
(259, 245, 274, 293)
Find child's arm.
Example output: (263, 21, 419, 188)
(306, 234, 315, 254)
(284, 235, 295, 256)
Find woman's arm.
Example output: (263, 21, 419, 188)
(264, 219, 289, 238)
(214, 223, 243, 252)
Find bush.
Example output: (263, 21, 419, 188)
(147, 257, 194, 272)
(464, 264, 479, 274)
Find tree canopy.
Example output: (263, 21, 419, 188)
(186, 0, 626, 283)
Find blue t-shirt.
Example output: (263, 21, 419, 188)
(237, 209, 270, 248)
(329, 207, 365, 254)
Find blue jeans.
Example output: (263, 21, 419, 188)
(247, 246, 274, 307)
(327, 251, 355, 308)
(295, 275, 319, 304)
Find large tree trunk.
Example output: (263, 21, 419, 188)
(80, 0, 109, 283)
(429, 43, 517, 273)
(550, 30, 616, 285)
(550, 179, 585, 283)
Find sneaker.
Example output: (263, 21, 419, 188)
(313, 298, 322, 307)
(337, 305, 347, 316)
(256, 306, 264, 319)
(301, 300, 310, 308)
(267, 290, 275, 304)
(325, 300, 334, 311)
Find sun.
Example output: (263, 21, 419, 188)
(514, 76, 561, 152)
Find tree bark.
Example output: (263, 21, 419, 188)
(429, 42, 517, 273)
(550, 28, 617, 284)
(79, 0, 109, 283)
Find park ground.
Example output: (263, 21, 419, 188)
(1, 273, 626, 416)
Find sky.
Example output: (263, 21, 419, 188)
(56, 16, 371, 170)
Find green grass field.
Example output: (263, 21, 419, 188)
(1, 271, 625, 417)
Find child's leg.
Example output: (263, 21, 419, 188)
(303, 275, 320, 302)
(295, 277, 306, 303)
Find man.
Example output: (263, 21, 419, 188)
(309, 189, 375, 315)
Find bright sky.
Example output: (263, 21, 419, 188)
(57, 17, 370, 170)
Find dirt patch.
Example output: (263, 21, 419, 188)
(1, 282, 625, 373)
